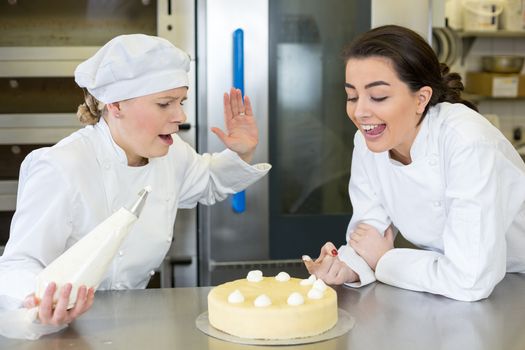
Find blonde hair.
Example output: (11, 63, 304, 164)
(76, 89, 106, 125)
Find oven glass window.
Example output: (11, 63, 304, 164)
(0, 0, 157, 47)
(268, 0, 370, 258)
(0, 144, 52, 180)
(0, 78, 84, 114)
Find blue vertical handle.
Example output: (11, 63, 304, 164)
(233, 29, 245, 95)
(232, 28, 246, 214)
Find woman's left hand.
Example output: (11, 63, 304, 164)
(349, 223, 395, 270)
(211, 88, 258, 163)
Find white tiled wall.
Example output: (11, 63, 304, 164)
(451, 36, 525, 145)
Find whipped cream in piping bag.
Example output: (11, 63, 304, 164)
(0, 187, 151, 340)
(35, 186, 151, 309)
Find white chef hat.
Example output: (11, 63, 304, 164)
(74, 34, 190, 104)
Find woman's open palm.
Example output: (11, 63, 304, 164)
(211, 88, 258, 163)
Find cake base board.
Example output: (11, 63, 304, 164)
(195, 308, 355, 346)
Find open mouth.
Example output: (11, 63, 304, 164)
(361, 123, 386, 137)
(158, 134, 174, 145)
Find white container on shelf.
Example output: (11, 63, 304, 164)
(446, 0, 464, 30)
(463, 0, 504, 31)
(501, 0, 525, 31)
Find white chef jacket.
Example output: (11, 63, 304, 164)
(0, 118, 271, 307)
(338, 102, 525, 301)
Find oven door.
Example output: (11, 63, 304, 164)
(0, 0, 194, 78)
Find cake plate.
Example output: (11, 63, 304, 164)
(195, 308, 355, 346)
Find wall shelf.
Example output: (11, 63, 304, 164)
(458, 30, 525, 38)
(463, 92, 525, 102)
(457, 30, 525, 64)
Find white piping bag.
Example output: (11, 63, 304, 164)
(35, 186, 151, 308)
(0, 187, 151, 340)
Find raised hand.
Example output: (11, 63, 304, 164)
(23, 282, 95, 326)
(211, 88, 258, 163)
(303, 242, 358, 285)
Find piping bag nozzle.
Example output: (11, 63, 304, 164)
(128, 186, 151, 217)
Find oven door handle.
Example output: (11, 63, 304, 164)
(231, 28, 246, 214)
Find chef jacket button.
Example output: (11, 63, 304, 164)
(428, 158, 437, 166)
(434, 201, 441, 207)
(118, 250, 124, 257)
(149, 270, 155, 276)
(167, 237, 172, 243)
(104, 163, 111, 170)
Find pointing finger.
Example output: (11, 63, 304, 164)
(322, 242, 338, 257)
(302, 255, 315, 274)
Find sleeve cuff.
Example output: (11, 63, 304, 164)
(338, 244, 376, 288)
(213, 149, 271, 192)
(222, 149, 272, 173)
(0, 308, 67, 340)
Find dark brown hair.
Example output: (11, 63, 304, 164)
(342, 25, 477, 122)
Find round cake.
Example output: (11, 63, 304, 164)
(207, 271, 338, 340)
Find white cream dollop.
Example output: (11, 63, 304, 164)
(254, 294, 272, 307)
(313, 278, 327, 291)
(300, 274, 316, 286)
(227, 289, 245, 304)
(287, 292, 305, 306)
(275, 271, 290, 282)
(307, 288, 324, 300)
(246, 270, 263, 282)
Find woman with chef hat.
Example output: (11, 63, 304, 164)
(0, 34, 270, 334)
(304, 25, 525, 302)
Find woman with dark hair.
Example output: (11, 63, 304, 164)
(304, 25, 525, 301)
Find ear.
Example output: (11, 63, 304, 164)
(106, 102, 122, 118)
(415, 86, 433, 114)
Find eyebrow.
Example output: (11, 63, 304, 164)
(345, 81, 391, 89)
(157, 96, 187, 101)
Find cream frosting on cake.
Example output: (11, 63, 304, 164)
(207, 271, 338, 340)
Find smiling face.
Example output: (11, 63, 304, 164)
(345, 57, 431, 164)
(106, 87, 188, 166)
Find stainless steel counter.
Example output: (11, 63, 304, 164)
(2, 274, 525, 349)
